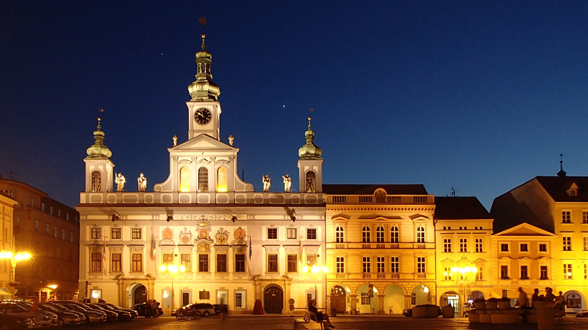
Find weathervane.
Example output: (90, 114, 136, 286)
(199, 17, 207, 50)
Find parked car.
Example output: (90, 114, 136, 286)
(85, 304, 121, 322)
(50, 301, 107, 323)
(95, 303, 136, 319)
(16, 302, 60, 327)
(0, 309, 36, 330)
(42, 302, 87, 324)
(190, 303, 215, 317)
(38, 302, 83, 326)
(576, 310, 588, 317)
(0, 301, 53, 328)
(131, 303, 163, 317)
(402, 308, 412, 317)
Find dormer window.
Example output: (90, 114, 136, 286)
(567, 183, 579, 197)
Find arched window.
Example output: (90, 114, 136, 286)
(198, 167, 208, 192)
(335, 226, 345, 243)
(417, 226, 425, 243)
(91, 171, 101, 192)
(376, 226, 385, 243)
(374, 189, 386, 203)
(179, 167, 190, 192)
(216, 167, 227, 192)
(305, 171, 316, 192)
(362, 226, 371, 243)
(391, 226, 399, 243)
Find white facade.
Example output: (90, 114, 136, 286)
(77, 35, 326, 314)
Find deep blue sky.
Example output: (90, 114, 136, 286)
(2, 1, 588, 210)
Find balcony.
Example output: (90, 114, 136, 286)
(376, 244, 386, 249)
(362, 244, 372, 249)
(390, 243, 399, 249)
(363, 273, 372, 279)
(377, 273, 386, 279)
(390, 273, 400, 279)
(416, 274, 426, 279)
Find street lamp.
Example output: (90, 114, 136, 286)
(303, 265, 328, 307)
(159, 264, 185, 310)
(450, 266, 477, 315)
(0, 251, 32, 283)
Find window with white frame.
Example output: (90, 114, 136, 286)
(267, 228, 277, 240)
(416, 226, 425, 243)
(335, 226, 344, 243)
(377, 257, 385, 273)
(564, 264, 573, 279)
(376, 226, 385, 243)
(91, 227, 101, 239)
(362, 226, 371, 243)
(391, 226, 399, 243)
(500, 243, 509, 252)
(287, 228, 297, 239)
(287, 254, 297, 272)
(540, 266, 548, 279)
(475, 238, 483, 252)
(111, 228, 121, 239)
(306, 228, 317, 240)
(459, 238, 467, 252)
(539, 243, 547, 252)
(562, 211, 571, 223)
(476, 267, 483, 280)
(306, 253, 317, 267)
(132, 228, 142, 239)
(390, 256, 399, 273)
(267, 254, 278, 272)
(362, 257, 371, 273)
(520, 243, 528, 252)
(443, 239, 451, 252)
(336, 257, 345, 273)
(584, 211, 588, 224)
(235, 291, 246, 309)
(500, 265, 509, 279)
(417, 257, 426, 273)
(563, 236, 572, 251)
(361, 293, 370, 305)
(444, 267, 452, 280)
(520, 265, 529, 279)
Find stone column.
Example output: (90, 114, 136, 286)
(377, 294, 386, 314)
(283, 276, 292, 314)
(350, 294, 358, 315)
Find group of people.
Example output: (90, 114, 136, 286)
(517, 287, 567, 321)
(144, 299, 160, 318)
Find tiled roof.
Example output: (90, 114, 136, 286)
(535, 176, 588, 202)
(435, 197, 490, 220)
(323, 184, 428, 195)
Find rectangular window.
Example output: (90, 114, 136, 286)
(111, 228, 121, 239)
(459, 239, 467, 252)
(562, 211, 571, 223)
(564, 264, 573, 279)
(235, 291, 246, 309)
(362, 257, 371, 273)
(91, 253, 102, 272)
(111, 253, 121, 272)
(377, 257, 385, 273)
(540, 266, 548, 280)
(411, 293, 416, 305)
(501, 265, 509, 279)
(181, 254, 191, 272)
(70, 232, 74, 243)
(444, 267, 452, 280)
(91, 228, 101, 239)
(287, 228, 297, 239)
(199, 255, 209, 272)
(583, 211, 588, 224)
(53, 226, 58, 238)
(216, 254, 227, 272)
(390, 257, 399, 273)
(267, 228, 277, 240)
(520, 265, 528, 279)
(132, 228, 142, 239)
(584, 237, 588, 251)
(500, 243, 509, 252)
(35, 220, 40, 230)
(563, 236, 572, 251)
(131, 254, 142, 272)
(361, 293, 370, 305)
(163, 253, 173, 264)
(306, 228, 317, 240)
(61, 229, 66, 240)
(235, 254, 245, 272)
(443, 239, 451, 253)
(539, 243, 547, 252)
(585, 265, 587, 280)
(268, 254, 278, 272)
(475, 238, 483, 252)
(336, 257, 345, 273)
(520, 243, 528, 252)
(476, 267, 483, 280)
(287, 254, 297, 272)
(417, 257, 426, 273)
(307, 254, 317, 267)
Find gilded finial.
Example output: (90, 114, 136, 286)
(199, 17, 207, 50)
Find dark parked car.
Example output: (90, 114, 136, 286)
(38, 302, 83, 326)
(96, 303, 137, 319)
(0, 309, 36, 330)
(131, 303, 163, 317)
(0, 301, 53, 327)
(85, 304, 120, 322)
(50, 301, 107, 323)
(43, 302, 88, 324)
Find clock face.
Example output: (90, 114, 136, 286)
(194, 107, 212, 125)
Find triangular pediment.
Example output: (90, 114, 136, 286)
(172, 134, 235, 152)
(409, 214, 429, 220)
(358, 214, 402, 220)
(331, 214, 351, 220)
(493, 222, 556, 237)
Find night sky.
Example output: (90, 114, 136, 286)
(2, 1, 588, 210)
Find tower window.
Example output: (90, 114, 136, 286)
(91, 171, 101, 192)
(180, 166, 190, 192)
(198, 167, 208, 192)
(305, 171, 316, 193)
(216, 167, 227, 192)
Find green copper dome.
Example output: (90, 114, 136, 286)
(86, 118, 112, 159)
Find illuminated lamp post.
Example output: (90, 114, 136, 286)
(303, 265, 328, 307)
(159, 264, 185, 310)
(450, 266, 477, 315)
(0, 251, 32, 284)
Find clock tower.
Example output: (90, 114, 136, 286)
(187, 33, 221, 140)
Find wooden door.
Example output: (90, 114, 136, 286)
(134, 285, 147, 304)
(331, 286, 346, 313)
(264, 286, 283, 314)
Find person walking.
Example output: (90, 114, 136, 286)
(516, 287, 529, 308)
(555, 292, 566, 321)
(151, 299, 159, 318)
(145, 300, 152, 318)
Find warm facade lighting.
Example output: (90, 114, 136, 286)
(47, 284, 58, 290)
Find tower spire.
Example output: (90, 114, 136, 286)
(557, 153, 566, 177)
(86, 110, 112, 159)
(188, 17, 220, 101)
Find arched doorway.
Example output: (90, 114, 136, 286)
(383, 285, 404, 315)
(264, 286, 283, 314)
(330, 286, 346, 313)
(131, 284, 147, 306)
(411, 285, 432, 306)
(356, 284, 378, 314)
(439, 291, 460, 315)
(564, 290, 584, 314)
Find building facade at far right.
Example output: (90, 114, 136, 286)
(491, 172, 588, 314)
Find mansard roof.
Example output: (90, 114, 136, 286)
(534, 176, 588, 202)
(323, 184, 428, 195)
(435, 196, 490, 220)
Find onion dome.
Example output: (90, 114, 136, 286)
(86, 117, 112, 159)
(298, 116, 322, 159)
(188, 34, 221, 101)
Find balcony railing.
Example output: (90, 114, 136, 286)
(376, 244, 386, 249)
(390, 273, 400, 279)
(377, 273, 386, 279)
(363, 273, 372, 279)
